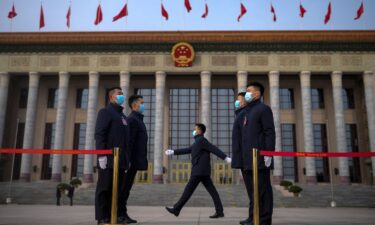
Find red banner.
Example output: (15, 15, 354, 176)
(0, 149, 112, 155)
(260, 150, 375, 158)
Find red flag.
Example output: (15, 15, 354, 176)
(185, 0, 192, 13)
(113, 3, 128, 22)
(237, 3, 247, 22)
(299, 2, 307, 18)
(270, 3, 277, 22)
(8, 3, 17, 19)
(324, 2, 331, 24)
(39, 4, 45, 29)
(66, 6, 71, 28)
(94, 4, 103, 25)
(161, 4, 169, 20)
(354, 2, 364, 20)
(201, 3, 209, 18)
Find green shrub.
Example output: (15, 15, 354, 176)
(57, 183, 70, 192)
(70, 178, 82, 188)
(288, 185, 303, 194)
(279, 180, 293, 187)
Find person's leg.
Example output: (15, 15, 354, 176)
(173, 176, 201, 212)
(241, 169, 253, 222)
(120, 165, 138, 215)
(259, 169, 273, 225)
(201, 176, 224, 214)
(95, 169, 112, 221)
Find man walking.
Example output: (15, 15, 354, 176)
(119, 94, 149, 224)
(165, 123, 232, 219)
(95, 87, 130, 225)
(238, 82, 275, 225)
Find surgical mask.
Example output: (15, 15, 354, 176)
(116, 95, 124, 105)
(138, 104, 145, 113)
(245, 92, 253, 103)
(234, 100, 240, 109)
(192, 130, 197, 137)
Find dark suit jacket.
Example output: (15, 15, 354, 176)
(240, 100, 275, 170)
(174, 135, 227, 176)
(128, 111, 148, 171)
(95, 103, 130, 169)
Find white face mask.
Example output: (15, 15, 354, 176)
(192, 130, 197, 137)
(245, 92, 253, 103)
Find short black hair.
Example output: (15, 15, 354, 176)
(128, 95, 143, 109)
(108, 87, 122, 99)
(237, 92, 246, 97)
(195, 123, 206, 134)
(247, 82, 265, 96)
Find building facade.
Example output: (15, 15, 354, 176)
(0, 31, 375, 185)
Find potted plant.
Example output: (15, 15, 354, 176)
(70, 178, 82, 188)
(57, 183, 70, 194)
(288, 185, 303, 197)
(279, 180, 293, 190)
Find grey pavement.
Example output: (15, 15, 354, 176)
(0, 205, 375, 225)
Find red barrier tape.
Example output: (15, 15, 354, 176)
(260, 150, 375, 157)
(0, 149, 113, 155)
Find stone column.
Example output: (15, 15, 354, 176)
(237, 71, 248, 93)
(83, 71, 100, 183)
(20, 72, 40, 182)
(331, 71, 350, 184)
(300, 71, 317, 184)
(363, 71, 375, 184)
(120, 71, 131, 114)
(0, 72, 10, 147)
(269, 71, 283, 183)
(153, 71, 166, 183)
(201, 71, 212, 141)
(51, 72, 70, 182)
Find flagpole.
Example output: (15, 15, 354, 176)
(125, 0, 128, 31)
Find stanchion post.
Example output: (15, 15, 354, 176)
(105, 147, 121, 225)
(252, 148, 260, 225)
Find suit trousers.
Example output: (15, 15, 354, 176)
(241, 169, 273, 225)
(174, 176, 223, 213)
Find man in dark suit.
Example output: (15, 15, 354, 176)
(232, 92, 248, 169)
(119, 94, 149, 224)
(165, 123, 232, 219)
(95, 87, 130, 225)
(238, 82, 275, 225)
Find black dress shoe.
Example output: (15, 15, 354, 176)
(240, 218, 252, 225)
(118, 215, 138, 224)
(209, 212, 224, 219)
(97, 218, 110, 225)
(165, 206, 180, 217)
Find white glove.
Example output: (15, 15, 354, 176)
(165, 149, 174, 156)
(264, 156, 272, 167)
(98, 156, 107, 169)
(225, 157, 232, 164)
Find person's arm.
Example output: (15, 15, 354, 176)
(203, 139, 227, 160)
(173, 147, 192, 155)
(95, 109, 111, 153)
(128, 117, 138, 156)
(261, 106, 276, 151)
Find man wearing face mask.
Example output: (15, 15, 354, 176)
(231, 92, 248, 172)
(239, 82, 275, 225)
(94, 87, 130, 225)
(164, 123, 232, 219)
(119, 95, 148, 224)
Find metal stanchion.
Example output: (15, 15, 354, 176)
(105, 147, 122, 225)
(252, 148, 260, 225)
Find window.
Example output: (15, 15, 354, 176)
(47, 88, 58, 108)
(76, 88, 89, 109)
(311, 88, 325, 109)
(169, 89, 199, 160)
(41, 123, 56, 180)
(19, 88, 28, 108)
(279, 88, 294, 109)
(342, 88, 355, 109)
(281, 124, 298, 182)
(211, 89, 234, 158)
(71, 123, 86, 178)
(136, 89, 156, 160)
(313, 124, 330, 182)
(346, 124, 361, 183)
